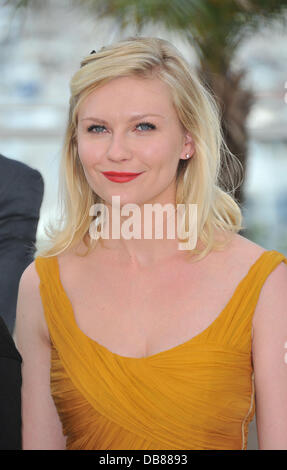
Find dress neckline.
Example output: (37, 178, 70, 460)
(51, 249, 274, 361)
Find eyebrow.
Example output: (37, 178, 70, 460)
(80, 113, 165, 124)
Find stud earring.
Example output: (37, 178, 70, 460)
(185, 154, 190, 159)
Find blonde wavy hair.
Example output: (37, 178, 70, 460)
(35, 36, 244, 261)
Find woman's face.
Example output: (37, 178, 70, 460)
(76, 75, 193, 208)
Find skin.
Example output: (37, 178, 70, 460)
(76, 75, 195, 268)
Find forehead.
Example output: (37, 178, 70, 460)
(77, 75, 176, 119)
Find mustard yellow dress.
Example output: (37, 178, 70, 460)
(34, 250, 287, 450)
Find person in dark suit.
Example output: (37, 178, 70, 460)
(0, 154, 44, 334)
(0, 154, 44, 449)
(0, 314, 22, 449)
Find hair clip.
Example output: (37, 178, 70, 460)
(90, 50, 96, 54)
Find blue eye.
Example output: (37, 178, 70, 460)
(86, 122, 156, 133)
(136, 122, 156, 131)
(87, 125, 106, 133)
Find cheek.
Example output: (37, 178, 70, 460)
(77, 137, 102, 168)
(140, 139, 171, 166)
(152, 138, 181, 168)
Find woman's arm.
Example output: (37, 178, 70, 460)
(15, 262, 67, 450)
(252, 260, 287, 450)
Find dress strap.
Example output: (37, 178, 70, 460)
(207, 250, 287, 349)
(35, 256, 95, 356)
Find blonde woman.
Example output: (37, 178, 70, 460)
(15, 37, 287, 450)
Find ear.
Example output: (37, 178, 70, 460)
(180, 132, 195, 160)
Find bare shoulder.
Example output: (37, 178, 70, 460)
(15, 260, 51, 347)
(208, 231, 267, 276)
(230, 232, 287, 341)
(231, 232, 287, 292)
(224, 232, 267, 263)
(17, 260, 42, 311)
(20, 258, 41, 285)
(225, 232, 287, 340)
(251, 245, 287, 330)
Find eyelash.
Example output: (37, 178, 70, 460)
(87, 122, 156, 133)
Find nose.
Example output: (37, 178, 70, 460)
(106, 131, 132, 162)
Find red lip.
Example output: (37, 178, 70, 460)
(101, 171, 143, 183)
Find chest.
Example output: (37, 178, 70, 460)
(58, 254, 240, 358)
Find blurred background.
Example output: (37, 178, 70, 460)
(1, 0, 287, 450)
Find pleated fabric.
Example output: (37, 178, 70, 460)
(35, 250, 287, 450)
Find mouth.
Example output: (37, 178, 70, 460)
(101, 171, 144, 183)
